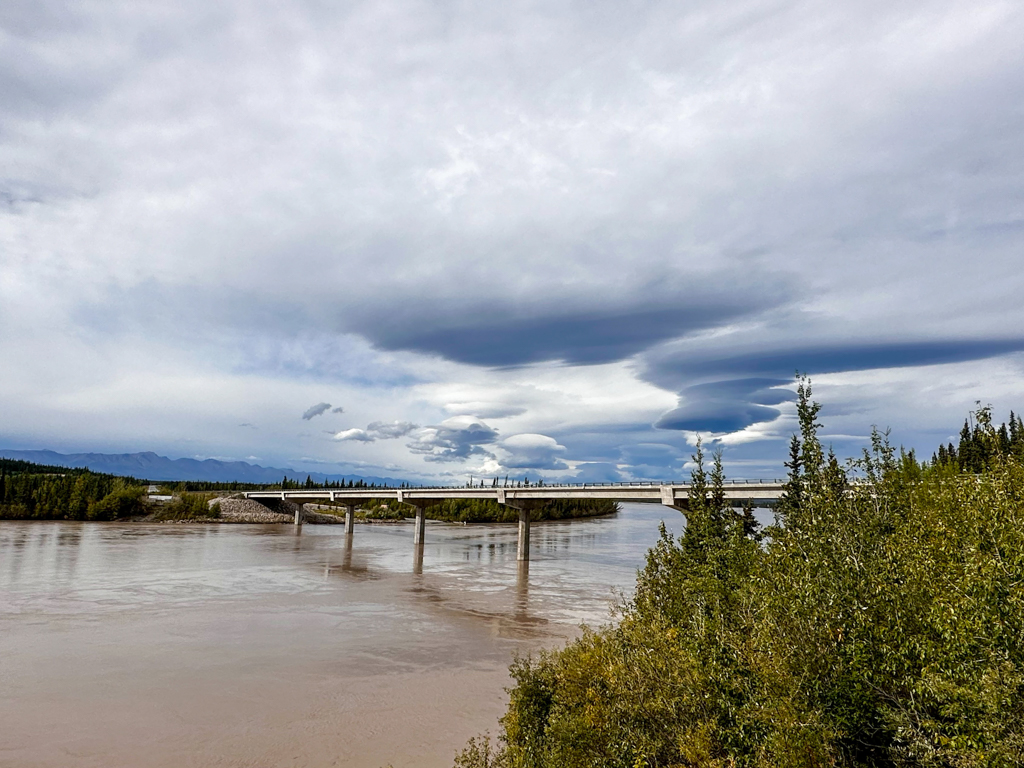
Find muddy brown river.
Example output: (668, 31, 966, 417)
(0, 504, 685, 768)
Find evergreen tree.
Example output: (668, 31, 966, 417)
(958, 418, 978, 472)
(796, 375, 824, 488)
(778, 432, 804, 524)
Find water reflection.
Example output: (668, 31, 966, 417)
(412, 539, 425, 575)
(343, 530, 354, 569)
(515, 560, 530, 620)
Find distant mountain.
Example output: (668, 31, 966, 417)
(0, 448, 406, 486)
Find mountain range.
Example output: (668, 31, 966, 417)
(0, 449, 405, 486)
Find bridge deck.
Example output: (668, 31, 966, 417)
(242, 482, 786, 562)
(244, 481, 786, 506)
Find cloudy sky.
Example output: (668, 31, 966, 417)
(2, 0, 1023, 482)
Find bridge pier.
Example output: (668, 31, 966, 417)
(242, 482, 787, 560)
(413, 505, 426, 545)
(518, 507, 530, 561)
(283, 491, 303, 525)
(396, 491, 439, 548)
(497, 491, 543, 561)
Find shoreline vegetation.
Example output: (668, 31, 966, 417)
(0, 465, 619, 524)
(453, 378, 1024, 768)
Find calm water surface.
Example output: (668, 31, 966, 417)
(0, 504, 684, 768)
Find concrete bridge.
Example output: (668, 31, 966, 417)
(245, 481, 786, 561)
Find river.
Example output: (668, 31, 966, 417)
(0, 503, 686, 768)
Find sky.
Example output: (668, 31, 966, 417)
(2, 0, 1023, 483)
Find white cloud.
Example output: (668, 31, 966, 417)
(334, 420, 419, 442)
(499, 434, 569, 470)
(333, 428, 374, 443)
(2, 0, 1022, 481)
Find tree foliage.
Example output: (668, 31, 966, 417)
(151, 491, 221, 520)
(0, 464, 145, 520)
(359, 497, 619, 523)
(932, 405, 1024, 472)
(457, 377, 1024, 767)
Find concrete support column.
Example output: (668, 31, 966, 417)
(294, 502, 303, 526)
(343, 530, 354, 570)
(344, 504, 355, 534)
(517, 506, 530, 561)
(413, 505, 426, 545)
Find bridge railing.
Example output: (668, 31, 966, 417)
(273, 479, 787, 491)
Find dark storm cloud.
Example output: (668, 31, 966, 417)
(302, 402, 332, 420)
(648, 339, 1024, 385)
(655, 402, 785, 433)
(406, 418, 500, 463)
(648, 340, 1024, 433)
(654, 377, 794, 432)
(346, 279, 790, 367)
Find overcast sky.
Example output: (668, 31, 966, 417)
(2, 0, 1023, 482)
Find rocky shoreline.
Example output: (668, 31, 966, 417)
(141, 497, 415, 525)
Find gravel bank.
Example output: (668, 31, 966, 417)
(210, 497, 344, 524)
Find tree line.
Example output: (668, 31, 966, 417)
(0, 465, 147, 520)
(359, 497, 618, 523)
(151, 477, 385, 492)
(932, 406, 1024, 472)
(456, 378, 1024, 767)
(283, 475, 395, 490)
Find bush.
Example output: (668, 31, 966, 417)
(457, 380, 1024, 767)
(153, 492, 221, 520)
(87, 484, 147, 520)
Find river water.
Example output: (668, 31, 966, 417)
(0, 504, 685, 768)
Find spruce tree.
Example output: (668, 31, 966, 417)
(796, 375, 824, 488)
(958, 420, 975, 472)
(778, 434, 803, 524)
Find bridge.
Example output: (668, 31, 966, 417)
(245, 481, 786, 561)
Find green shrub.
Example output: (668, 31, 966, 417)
(87, 484, 147, 520)
(457, 380, 1024, 767)
(153, 492, 221, 520)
